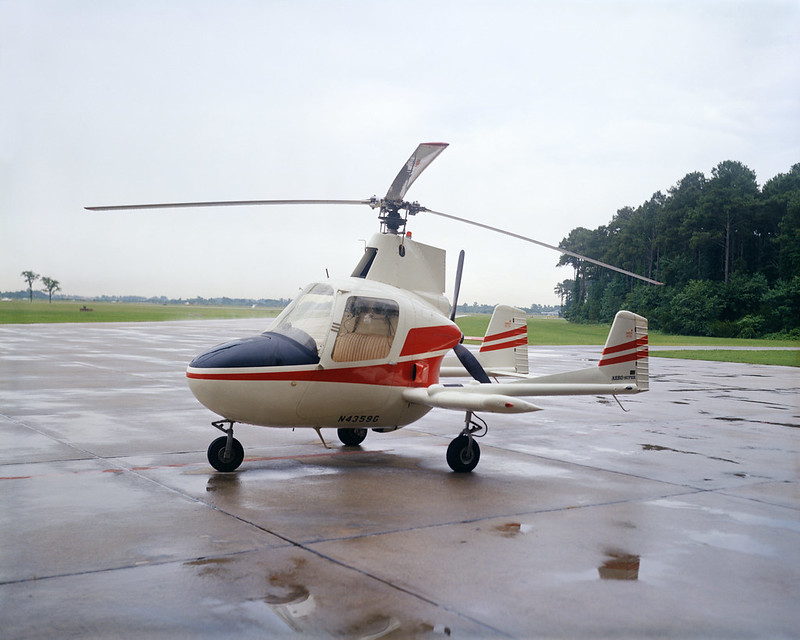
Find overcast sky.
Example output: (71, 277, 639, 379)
(2, 0, 798, 307)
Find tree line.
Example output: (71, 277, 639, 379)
(7, 279, 291, 309)
(457, 302, 559, 315)
(556, 161, 800, 338)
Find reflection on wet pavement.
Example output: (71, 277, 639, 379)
(182, 551, 454, 638)
(598, 550, 640, 580)
(493, 522, 535, 537)
(641, 443, 739, 464)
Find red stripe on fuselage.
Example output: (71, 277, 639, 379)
(186, 355, 445, 387)
(399, 324, 462, 357)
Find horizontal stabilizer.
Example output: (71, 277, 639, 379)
(488, 381, 639, 396)
(403, 386, 542, 414)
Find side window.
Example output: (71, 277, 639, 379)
(331, 296, 399, 362)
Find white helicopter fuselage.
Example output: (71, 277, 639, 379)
(186, 256, 463, 430)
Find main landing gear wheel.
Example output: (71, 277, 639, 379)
(447, 435, 480, 473)
(208, 436, 244, 472)
(337, 428, 367, 446)
(447, 411, 487, 472)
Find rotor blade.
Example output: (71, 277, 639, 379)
(450, 249, 465, 322)
(423, 208, 664, 285)
(454, 343, 491, 384)
(85, 199, 373, 212)
(384, 142, 449, 202)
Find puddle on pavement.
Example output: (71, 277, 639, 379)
(205, 472, 242, 493)
(715, 416, 800, 428)
(185, 553, 454, 637)
(265, 557, 311, 607)
(641, 443, 739, 464)
(184, 556, 236, 577)
(598, 550, 640, 581)
(263, 557, 453, 637)
(493, 522, 534, 537)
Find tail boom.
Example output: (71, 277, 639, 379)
(500, 310, 649, 396)
(407, 311, 649, 415)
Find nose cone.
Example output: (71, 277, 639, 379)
(185, 332, 321, 425)
(189, 332, 320, 369)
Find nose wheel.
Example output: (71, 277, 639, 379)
(337, 427, 368, 446)
(446, 412, 486, 473)
(208, 420, 244, 472)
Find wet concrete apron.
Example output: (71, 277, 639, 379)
(1, 320, 798, 638)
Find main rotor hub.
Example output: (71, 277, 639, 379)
(372, 198, 424, 235)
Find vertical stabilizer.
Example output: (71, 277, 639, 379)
(598, 310, 649, 391)
(478, 305, 529, 375)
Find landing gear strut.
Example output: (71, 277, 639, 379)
(208, 420, 244, 472)
(447, 412, 487, 473)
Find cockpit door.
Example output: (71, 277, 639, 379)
(296, 293, 401, 423)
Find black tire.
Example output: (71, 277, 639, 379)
(207, 435, 244, 472)
(446, 435, 480, 472)
(337, 428, 367, 446)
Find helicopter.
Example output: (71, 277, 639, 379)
(88, 142, 655, 473)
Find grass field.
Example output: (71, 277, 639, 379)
(456, 314, 799, 347)
(653, 349, 800, 367)
(3, 303, 797, 366)
(459, 315, 610, 345)
(0, 300, 283, 324)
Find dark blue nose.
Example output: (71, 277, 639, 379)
(189, 332, 320, 369)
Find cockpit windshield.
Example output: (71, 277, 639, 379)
(268, 283, 335, 356)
